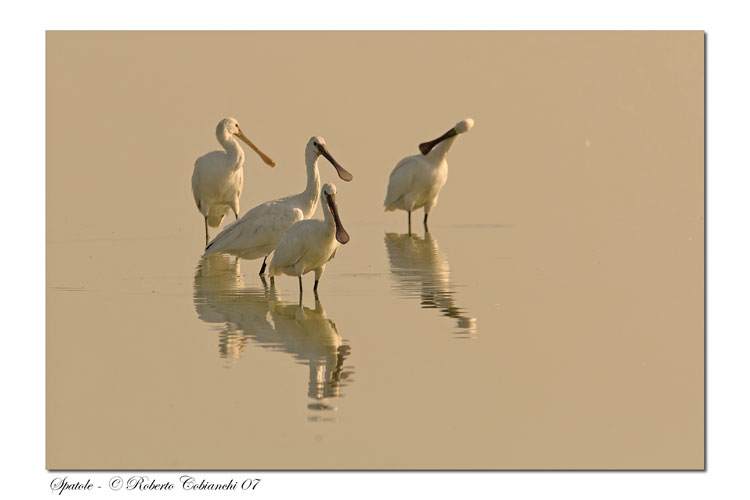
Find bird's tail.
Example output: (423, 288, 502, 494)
(207, 214, 224, 228)
(267, 264, 280, 277)
(206, 207, 227, 228)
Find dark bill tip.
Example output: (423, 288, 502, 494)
(320, 146, 353, 182)
(336, 168, 354, 182)
(336, 227, 350, 244)
(326, 193, 350, 244)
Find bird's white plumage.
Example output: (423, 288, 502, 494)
(192, 118, 244, 227)
(205, 137, 350, 266)
(269, 183, 347, 287)
(384, 118, 474, 221)
(205, 200, 305, 260)
(384, 154, 448, 213)
(455, 118, 474, 134)
(192, 117, 274, 241)
(269, 220, 335, 277)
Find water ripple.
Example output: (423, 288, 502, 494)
(384, 232, 478, 337)
(193, 254, 355, 416)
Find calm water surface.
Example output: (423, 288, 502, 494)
(49, 222, 520, 468)
(190, 223, 486, 420)
(47, 214, 702, 468)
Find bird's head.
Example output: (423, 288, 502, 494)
(218, 117, 241, 136)
(218, 117, 275, 167)
(307, 136, 326, 155)
(454, 118, 474, 134)
(307, 136, 353, 182)
(419, 117, 475, 155)
(322, 182, 337, 198)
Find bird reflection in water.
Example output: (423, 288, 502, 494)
(268, 299, 353, 420)
(384, 231, 477, 338)
(193, 255, 354, 417)
(193, 254, 252, 360)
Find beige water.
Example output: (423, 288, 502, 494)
(47, 31, 704, 469)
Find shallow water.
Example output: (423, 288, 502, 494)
(47, 217, 702, 469)
(48, 223, 499, 468)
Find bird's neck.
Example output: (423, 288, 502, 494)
(426, 135, 458, 163)
(298, 150, 321, 217)
(218, 132, 244, 169)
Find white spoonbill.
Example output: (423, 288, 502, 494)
(269, 183, 349, 294)
(384, 118, 474, 232)
(205, 137, 353, 274)
(192, 117, 276, 244)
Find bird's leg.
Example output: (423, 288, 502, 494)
(259, 256, 267, 275)
(314, 289, 320, 302)
(298, 276, 303, 295)
(313, 266, 324, 294)
(260, 274, 268, 288)
(424, 212, 430, 232)
(407, 210, 412, 235)
(204, 217, 209, 246)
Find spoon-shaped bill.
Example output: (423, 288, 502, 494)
(326, 193, 350, 244)
(319, 145, 353, 182)
(236, 129, 276, 167)
(418, 128, 458, 155)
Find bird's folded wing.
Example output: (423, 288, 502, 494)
(384, 156, 417, 208)
(327, 245, 338, 262)
(206, 205, 304, 255)
(269, 219, 315, 269)
(191, 167, 202, 209)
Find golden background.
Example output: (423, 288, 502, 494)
(47, 31, 704, 469)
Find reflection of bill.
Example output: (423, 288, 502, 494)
(384, 231, 477, 337)
(192, 255, 354, 414)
